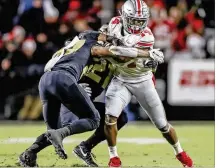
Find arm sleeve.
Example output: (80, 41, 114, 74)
(108, 46, 138, 58)
(78, 30, 100, 41)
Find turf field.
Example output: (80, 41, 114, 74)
(0, 121, 214, 167)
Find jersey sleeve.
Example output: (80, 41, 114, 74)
(136, 28, 155, 48)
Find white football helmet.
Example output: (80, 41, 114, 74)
(121, 0, 150, 34)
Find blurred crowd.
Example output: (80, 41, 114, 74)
(115, 0, 215, 60)
(0, 0, 214, 120)
(0, 0, 102, 119)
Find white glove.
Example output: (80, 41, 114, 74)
(79, 83, 92, 97)
(149, 49, 164, 64)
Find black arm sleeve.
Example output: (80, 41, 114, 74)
(78, 30, 100, 41)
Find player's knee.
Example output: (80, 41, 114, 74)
(96, 117, 101, 127)
(89, 118, 100, 130)
(105, 114, 118, 126)
(159, 123, 172, 133)
(151, 117, 168, 130)
(93, 115, 101, 129)
(95, 120, 100, 129)
(62, 121, 73, 127)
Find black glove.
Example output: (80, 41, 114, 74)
(106, 35, 124, 46)
(145, 60, 158, 70)
(78, 30, 100, 40)
(64, 38, 73, 46)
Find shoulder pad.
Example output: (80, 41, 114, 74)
(139, 27, 155, 44)
(141, 28, 154, 37)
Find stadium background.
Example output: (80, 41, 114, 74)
(0, 0, 215, 167)
(0, 0, 214, 121)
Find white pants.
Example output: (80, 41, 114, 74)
(105, 77, 167, 129)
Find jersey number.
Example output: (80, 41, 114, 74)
(82, 61, 114, 88)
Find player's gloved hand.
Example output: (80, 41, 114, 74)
(64, 38, 72, 46)
(149, 49, 164, 64)
(145, 60, 158, 69)
(106, 35, 124, 46)
(79, 30, 99, 40)
(79, 83, 92, 97)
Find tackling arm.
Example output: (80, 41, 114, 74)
(91, 45, 150, 58)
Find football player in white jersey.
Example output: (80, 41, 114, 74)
(104, 0, 193, 167)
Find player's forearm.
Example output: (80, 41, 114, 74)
(108, 46, 150, 58)
(137, 48, 150, 57)
(91, 46, 131, 57)
(91, 46, 112, 57)
(91, 46, 150, 58)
